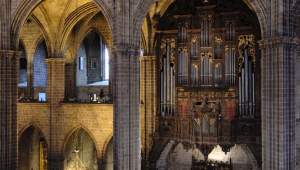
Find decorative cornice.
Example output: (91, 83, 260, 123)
(258, 37, 299, 49)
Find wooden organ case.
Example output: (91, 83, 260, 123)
(152, 0, 262, 168)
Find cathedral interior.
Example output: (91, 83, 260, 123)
(1, 0, 300, 170)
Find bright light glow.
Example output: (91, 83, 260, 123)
(105, 47, 109, 80)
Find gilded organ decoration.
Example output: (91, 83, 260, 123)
(238, 35, 255, 72)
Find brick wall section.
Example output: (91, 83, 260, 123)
(0, 51, 21, 170)
(296, 56, 300, 119)
(140, 56, 156, 168)
(113, 46, 141, 170)
(33, 41, 47, 87)
(296, 120, 300, 169)
(259, 37, 298, 170)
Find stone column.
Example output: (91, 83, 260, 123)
(112, 46, 141, 170)
(258, 37, 298, 170)
(45, 58, 66, 170)
(0, 50, 21, 170)
(140, 56, 156, 169)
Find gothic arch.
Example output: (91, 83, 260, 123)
(10, 0, 113, 51)
(18, 123, 48, 145)
(61, 125, 101, 158)
(75, 27, 111, 55)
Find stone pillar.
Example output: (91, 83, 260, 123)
(113, 46, 141, 170)
(259, 37, 298, 170)
(0, 50, 21, 170)
(140, 56, 156, 169)
(45, 58, 65, 170)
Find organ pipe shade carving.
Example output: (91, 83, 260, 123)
(190, 37, 198, 59)
(160, 38, 176, 116)
(238, 35, 255, 118)
(225, 20, 235, 41)
(200, 15, 212, 47)
(200, 52, 213, 86)
(178, 47, 188, 86)
(225, 45, 236, 86)
(191, 63, 199, 86)
(214, 63, 222, 86)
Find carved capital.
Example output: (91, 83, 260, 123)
(0, 50, 22, 59)
(258, 37, 299, 49)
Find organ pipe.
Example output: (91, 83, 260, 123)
(239, 48, 255, 118)
(201, 15, 212, 47)
(160, 39, 175, 116)
(225, 46, 236, 86)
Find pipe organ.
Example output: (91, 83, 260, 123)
(200, 53, 212, 86)
(225, 45, 236, 86)
(160, 38, 176, 116)
(226, 20, 235, 41)
(153, 0, 261, 165)
(200, 15, 212, 47)
(178, 47, 188, 86)
(238, 35, 256, 118)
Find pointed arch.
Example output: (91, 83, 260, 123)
(61, 124, 101, 158)
(18, 123, 48, 146)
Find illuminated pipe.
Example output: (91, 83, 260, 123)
(242, 68, 245, 116)
(233, 49, 236, 85)
(252, 73, 255, 118)
(244, 49, 249, 116)
(161, 71, 164, 115)
(249, 62, 252, 118)
(239, 76, 242, 117)
(167, 46, 171, 114)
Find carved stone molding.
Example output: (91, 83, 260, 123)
(257, 37, 299, 49)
